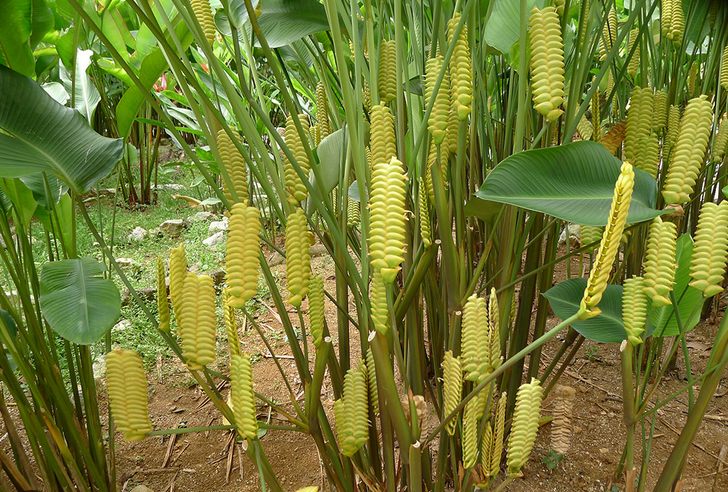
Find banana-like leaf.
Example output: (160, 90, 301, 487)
(0, 0, 34, 77)
(474, 141, 664, 226)
(484, 0, 544, 55)
(39, 258, 121, 345)
(0, 65, 123, 194)
(59, 49, 101, 122)
(228, 0, 329, 48)
(543, 277, 626, 343)
(0, 178, 37, 227)
(650, 234, 705, 337)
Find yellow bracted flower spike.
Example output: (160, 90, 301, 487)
(554, 0, 565, 16)
(462, 394, 483, 469)
(230, 353, 258, 440)
(550, 385, 576, 455)
(721, 45, 728, 90)
(580, 225, 603, 253)
(284, 114, 311, 206)
(601, 120, 626, 156)
(653, 89, 668, 133)
(106, 348, 153, 441)
(378, 40, 397, 105)
(580, 163, 635, 319)
(690, 201, 728, 297)
(308, 275, 325, 348)
(368, 157, 407, 283)
(623, 277, 648, 346)
(627, 28, 640, 78)
(442, 350, 462, 436)
(222, 289, 240, 357)
(315, 81, 331, 140)
(296, 487, 319, 492)
(365, 349, 379, 413)
(156, 257, 170, 332)
(425, 55, 450, 144)
(418, 178, 432, 248)
(462, 294, 490, 383)
(226, 203, 261, 308)
(528, 6, 565, 121)
(600, 7, 617, 61)
(643, 217, 678, 307)
(688, 62, 697, 96)
(591, 87, 603, 142)
(661, 0, 672, 38)
(347, 197, 360, 228)
(334, 364, 369, 457)
(216, 128, 249, 204)
(507, 378, 544, 477)
(285, 208, 311, 308)
(664, 104, 681, 159)
(713, 116, 728, 163)
(169, 244, 187, 328)
(446, 74, 460, 156)
(662, 95, 713, 204)
(488, 288, 501, 370)
(488, 392, 507, 477)
(369, 105, 397, 169)
(447, 13, 472, 119)
(179, 273, 217, 370)
(576, 114, 593, 141)
(370, 272, 389, 334)
(191, 0, 215, 45)
(624, 87, 654, 173)
(668, 0, 684, 45)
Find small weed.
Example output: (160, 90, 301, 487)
(542, 450, 564, 470)
(585, 343, 598, 362)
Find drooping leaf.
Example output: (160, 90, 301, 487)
(29, 0, 55, 48)
(60, 49, 101, 121)
(0, 178, 38, 227)
(39, 258, 121, 345)
(0, 65, 123, 193)
(650, 234, 705, 337)
(484, 0, 544, 55)
(229, 0, 329, 48)
(20, 173, 68, 207)
(314, 127, 346, 195)
(0, 0, 34, 77)
(34, 194, 74, 250)
(543, 277, 626, 343)
(475, 141, 664, 226)
(42, 81, 70, 104)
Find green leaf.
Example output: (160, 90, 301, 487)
(39, 258, 121, 345)
(20, 173, 68, 207)
(650, 234, 705, 337)
(59, 49, 101, 122)
(0, 178, 37, 227)
(463, 196, 503, 225)
(34, 194, 74, 250)
(229, 0, 329, 48)
(42, 81, 70, 104)
(314, 126, 346, 195)
(0, 65, 123, 193)
(29, 0, 55, 48)
(0, 0, 34, 77)
(484, 0, 543, 55)
(475, 141, 664, 226)
(543, 277, 626, 343)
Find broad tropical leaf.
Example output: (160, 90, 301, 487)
(39, 258, 121, 345)
(0, 66, 124, 194)
(474, 141, 664, 226)
(314, 126, 346, 195)
(229, 0, 329, 48)
(484, 0, 544, 55)
(60, 49, 101, 122)
(543, 277, 626, 343)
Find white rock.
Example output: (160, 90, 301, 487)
(153, 184, 185, 192)
(130, 486, 154, 492)
(128, 226, 148, 242)
(160, 219, 186, 236)
(92, 354, 106, 380)
(192, 211, 215, 223)
(208, 217, 229, 235)
(113, 319, 133, 332)
(203, 231, 225, 249)
(116, 258, 141, 271)
(558, 224, 581, 246)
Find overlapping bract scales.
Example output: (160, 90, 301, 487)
(482, 392, 506, 478)
(230, 354, 258, 440)
(365, 349, 379, 413)
(106, 348, 153, 441)
(157, 257, 170, 332)
(418, 178, 432, 248)
(627, 29, 640, 77)
(368, 157, 407, 283)
(550, 385, 576, 455)
(216, 128, 249, 204)
(169, 244, 187, 328)
(442, 350, 462, 435)
(625, 88, 658, 177)
(653, 90, 668, 132)
(713, 116, 728, 163)
(580, 225, 603, 252)
(591, 87, 603, 142)
(664, 104, 681, 159)
(315, 81, 331, 141)
(284, 114, 311, 206)
(179, 273, 217, 370)
(507, 379, 544, 476)
(462, 392, 486, 469)
(191, 0, 215, 45)
(369, 105, 397, 170)
(623, 277, 648, 346)
(643, 218, 677, 307)
(690, 202, 728, 297)
(285, 208, 311, 308)
(580, 163, 635, 318)
(378, 40, 397, 104)
(347, 197, 360, 228)
(600, 120, 626, 156)
(663, 0, 684, 44)
(334, 364, 369, 457)
(370, 273, 389, 334)
(425, 55, 450, 144)
(226, 203, 261, 308)
(488, 288, 502, 370)
(721, 45, 728, 90)
(576, 114, 593, 141)
(222, 288, 240, 357)
(447, 13, 472, 119)
(462, 294, 491, 383)
(308, 275, 325, 348)
(600, 7, 617, 60)
(661, 0, 673, 38)
(528, 6, 565, 121)
(662, 95, 713, 204)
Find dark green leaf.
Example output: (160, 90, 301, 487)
(483, 0, 543, 54)
(475, 141, 664, 226)
(230, 0, 329, 48)
(0, 0, 34, 77)
(39, 258, 121, 345)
